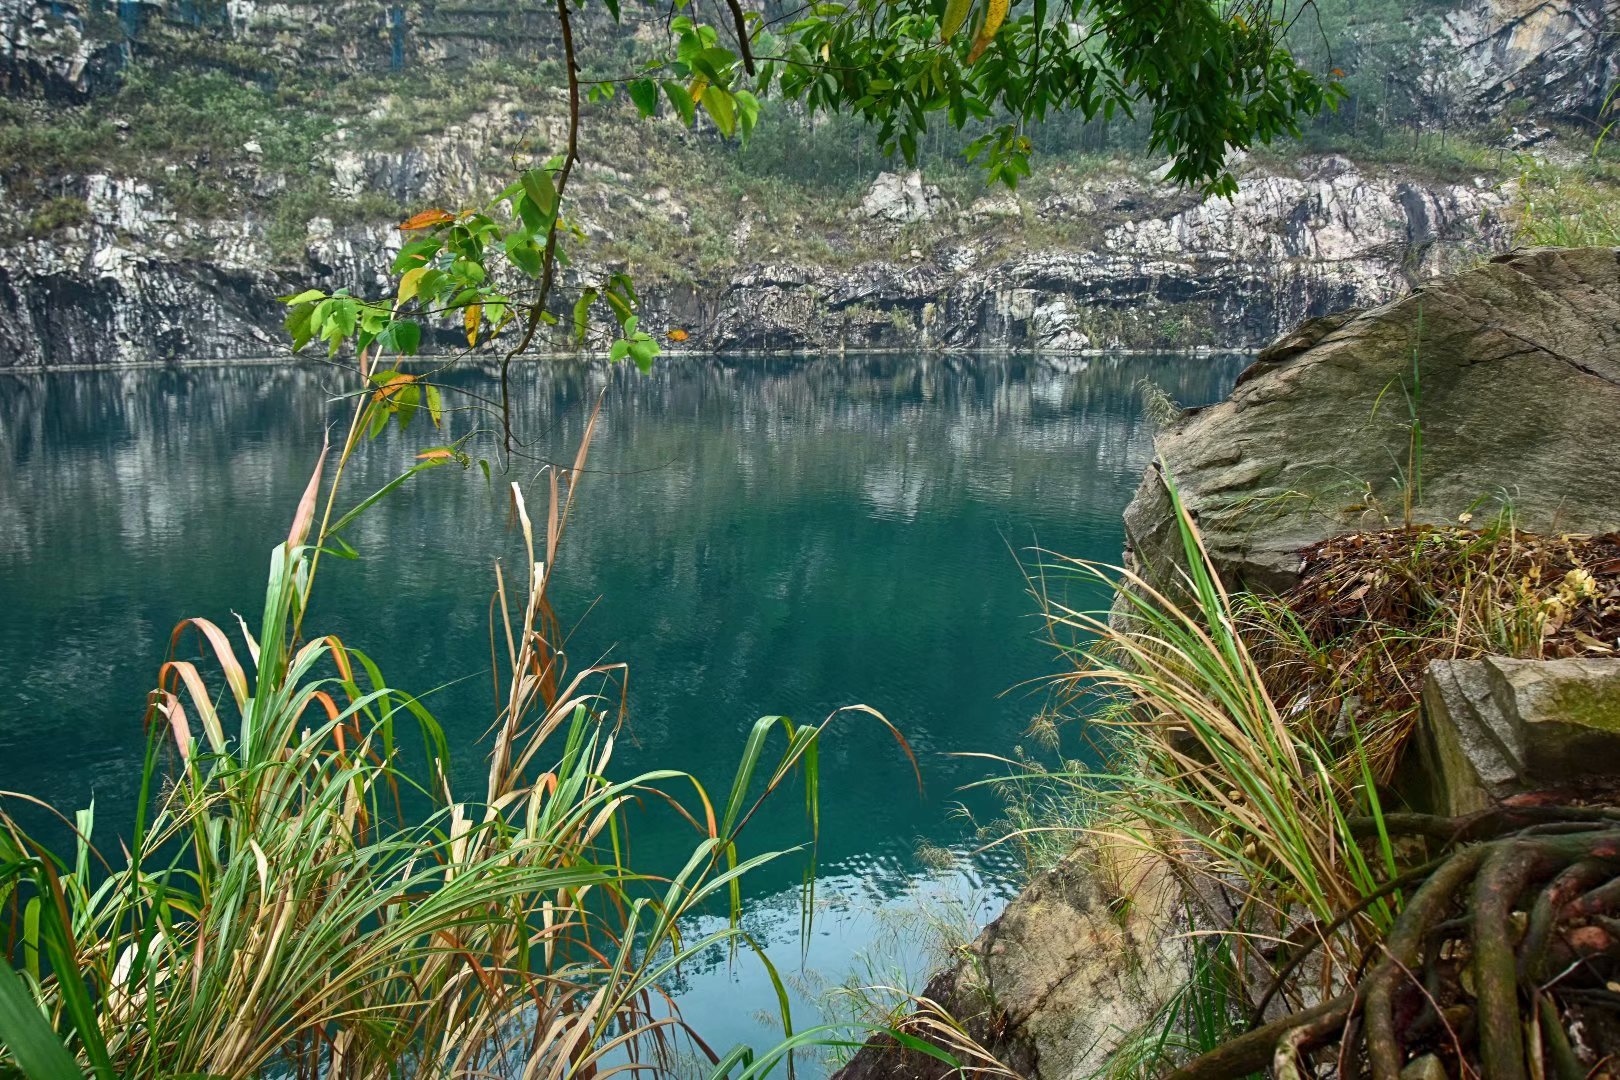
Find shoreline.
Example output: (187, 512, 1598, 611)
(0, 343, 1260, 376)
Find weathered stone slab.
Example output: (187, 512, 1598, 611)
(1416, 656, 1620, 815)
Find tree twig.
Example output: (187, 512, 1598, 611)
(724, 0, 756, 73)
(501, 0, 582, 454)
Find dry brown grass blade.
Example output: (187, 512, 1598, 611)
(287, 435, 330, 552)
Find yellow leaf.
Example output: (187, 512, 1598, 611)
(399, 208, 455, 231)
(465, 303, 482, 346)
(397, 266, 429, 306)
(940, 0, 972, 41)
(966, 0, 1008, 63)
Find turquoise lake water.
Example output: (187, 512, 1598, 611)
(0, 352, 1243, 1070)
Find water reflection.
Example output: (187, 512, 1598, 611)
(0, 351, 1243, 1068)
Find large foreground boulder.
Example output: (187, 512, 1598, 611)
(831, 838, 1188, 1080)
(1123, 246, 1620, 593)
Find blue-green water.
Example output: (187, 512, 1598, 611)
(0, 352, 1242, 1067)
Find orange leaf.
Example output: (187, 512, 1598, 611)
(417, 448, 455, 460)
(399, 208, 455, 231)
(667, 327, 689, 342)
(373, 372, 418, 401)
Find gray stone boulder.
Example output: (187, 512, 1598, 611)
(831, 838, 1189, 1080)
(861, 170, 948, 227)
(1415, 656, 1620, 816)
(1122, 246, 1620, 594)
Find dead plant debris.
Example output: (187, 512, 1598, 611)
(1295, 526, 1620, 658)
(1246, 526, 1620, 781)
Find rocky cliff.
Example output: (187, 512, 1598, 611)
(0, 143, 1517, 367)
(0, 0, 1613, 368)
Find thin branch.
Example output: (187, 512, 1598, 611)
(501, 0, 584, 454)
(725, 0, 757, 74)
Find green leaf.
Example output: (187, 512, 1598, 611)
(604, 289, 635, 328)
(0, 956, 85, 1080)
(393, 238, 441, 273)
(394, 382, 420, 429)
(515, 193, 545, 232)
(382, 320, 422, 357)
(505, 233, 544, 277)
(415, 268, 448, 305)
(329, 299, 358, 340)
(702, 85, 738, 137)
(662, 81, 696, 126)
(629, 78, 660, 117)
(629, 336, 659, 373)
(521, 168, 558, 216)
(425, 383, 444, 428)
(572, 288, 598, 344)
(734, 89, 761, 140)
(328, 455, 449, 536)
(279, 288, 325, 305)
(285, 303, 316, 352)
(609, 338, 631, 363)
(692, 46, 738, 82)
(325, 535, 361, 560)
(397, 266, 430, 304)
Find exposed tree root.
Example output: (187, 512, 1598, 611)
(1168, 817, 1620, 1080)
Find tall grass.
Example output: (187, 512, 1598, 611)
(978, 473, 1401, 1036)
(1513, 89, 1620, 247)
(0, 369, 932, 1077)
(1057, 477, 1390, 921)
(1514, 156, 1620, 247)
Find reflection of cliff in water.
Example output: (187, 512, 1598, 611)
(0, 351, 1243, 564)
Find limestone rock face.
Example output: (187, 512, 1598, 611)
(861, 170, 947, 227)
(1121, 247, 1620, 594)
(0, 151, 1513, 367)
(1417, 657, 1620, 815)
(690, 162, 1506, 358)
(832, 840, 1189, 1080)
(1435, 0, 1620, 124)
(0, 0, 1600, 368)
(0, 0, 122, 99)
